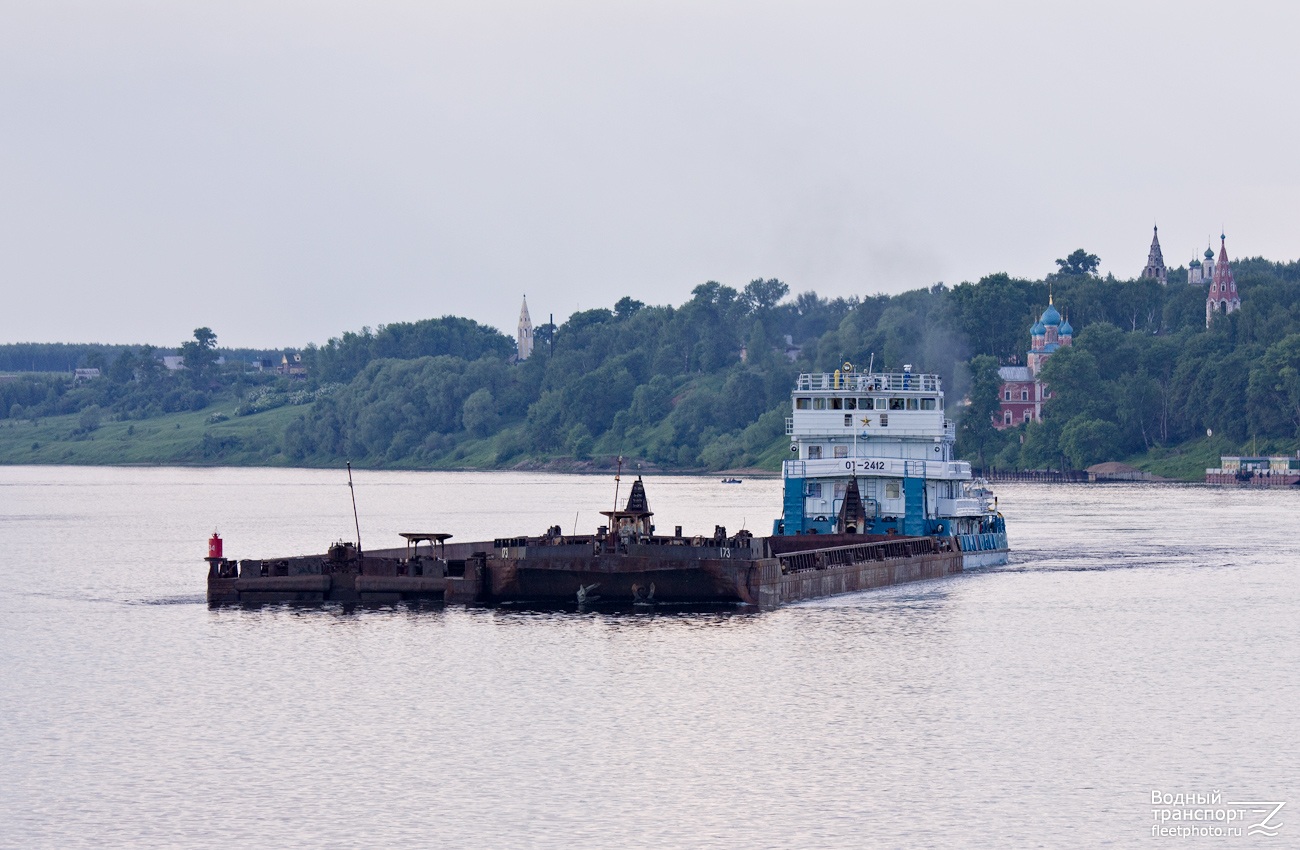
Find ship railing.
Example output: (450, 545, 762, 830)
(777, 536, 945, 574)
(787, 423, 952, 439)
(795, 372, 942, 393)
(937, 496, 985, 515)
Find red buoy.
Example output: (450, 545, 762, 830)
(208, 532, 223, 559)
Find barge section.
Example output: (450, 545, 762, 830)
(207, 479, 973, 609)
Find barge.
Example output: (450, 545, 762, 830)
(207, 366, 1007, 608)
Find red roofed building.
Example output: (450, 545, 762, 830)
(1205, 233, 1241, 327)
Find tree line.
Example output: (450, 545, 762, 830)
(6, 250, 1300, 472)
(955, 255, 1300, 470)
(0, 332, 287, 423)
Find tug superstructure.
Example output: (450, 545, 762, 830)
(776, 365, 1007, 567)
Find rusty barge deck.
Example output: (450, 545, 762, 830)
(206, 475, 1003, 608)
(207, 531, 975, 609)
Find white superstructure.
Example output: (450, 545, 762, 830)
(774, 365, 1006, 562)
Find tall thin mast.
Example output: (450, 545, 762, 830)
(347, 461, 362, 555)
(612, 456, 624, 517)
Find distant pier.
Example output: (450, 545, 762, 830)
(979, 469, 1088, 484)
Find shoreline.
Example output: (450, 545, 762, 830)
(0, 457, 782, 477)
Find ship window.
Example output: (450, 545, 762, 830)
(920, 398, 936, 410)
(844, 414, 852, 427)
(834, 445, 848, 458)
(830, 397, 843, 410)
(807, 445, 822, 460)
(813, 398, 826, 410)
(859, 398, 873, 410)
(879, 414, 889, 427)
(906, 398, 919, 410)
(844, 398, 856, 410)
(889, 398, 904, 410)
(796, 397, 811, 410)
(807, 482, 822, 497)
(886, 481, 900, 499)
(834, 483, 846, 498)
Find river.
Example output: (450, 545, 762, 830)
(1, 466, 1296, 848)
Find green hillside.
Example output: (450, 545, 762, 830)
(3, 253, 1300, 478)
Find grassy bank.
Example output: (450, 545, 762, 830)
(0, 398, 789, 473)
(1123, 435, 1299, 482)
(0, 400, 303, 467)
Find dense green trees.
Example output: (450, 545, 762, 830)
(276, 256, 1299, 472)
(1249, 334, 1300, 437)
(0, 343, 134, 373)
(0, 328, 303, 425)
(6, 255, 1300, 473)
(954, 355, 1002, 467)
(971, 253, 1300, 470)
(272, 279, 807, 468)
(1054, 249, 1101, 278)
(301, 316, 513, 383)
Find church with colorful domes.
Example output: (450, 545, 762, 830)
(994, 296, 1072, 429)
(987, 226, 1244, 428)
(1187, 241, 1216, 286)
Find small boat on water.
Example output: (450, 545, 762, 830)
(720, 477, 742, 484)
(206, 365, 1007, 607)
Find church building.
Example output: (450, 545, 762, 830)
(1140, 225, 1167, 284)
(1187, 242, 1216, 285)
(994, 297, 1072, 429)
(1204, 234, 1241, 327)
(517, 296, 534, 360)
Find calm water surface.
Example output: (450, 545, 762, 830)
(2, 467, 1297, 849)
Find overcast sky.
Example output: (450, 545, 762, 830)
(2, 1, 1297, 348)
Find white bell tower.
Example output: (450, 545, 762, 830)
(517, 296, 534, 360)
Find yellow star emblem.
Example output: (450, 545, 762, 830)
(860, 416, 872, 426)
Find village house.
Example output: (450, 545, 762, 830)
(278, 352, 307, 377)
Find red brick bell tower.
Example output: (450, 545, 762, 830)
(1205, 233, 1241, 327)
